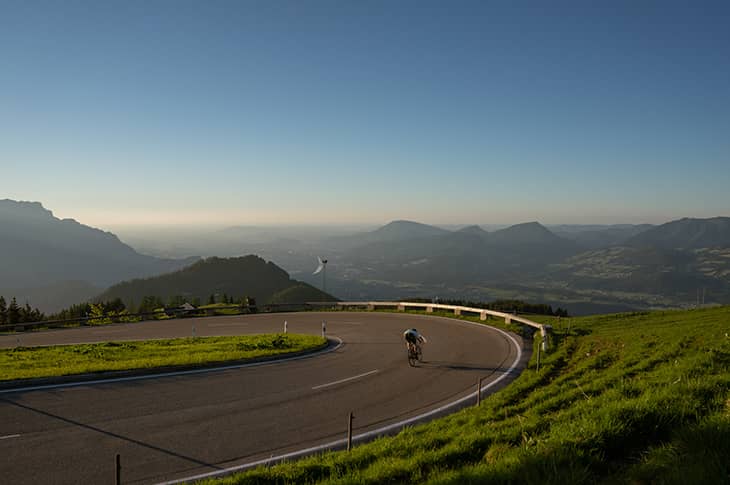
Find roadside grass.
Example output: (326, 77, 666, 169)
(0, 333, 326, 381)
(199, 306, 730, 485)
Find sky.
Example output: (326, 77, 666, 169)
(2, 1, 729, 229)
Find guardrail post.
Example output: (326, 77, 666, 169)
(454, 308, 461, 316)
(480, 311, 487, 321)
(367, 303, 374, 311)
(115, 453, 121, 485)
(347, 412, 354, 451)
(541, 325, 552, 351)
(397, 303, 405, 311)
(426, 305, 433, 313)
(505, 316, 511, 324)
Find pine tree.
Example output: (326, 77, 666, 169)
(7, 297, 20, 325)
(0, 296, 6, 325)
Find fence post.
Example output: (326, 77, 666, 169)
(476, 377, 484, 406)
(115, 454, 121, 485)
(347, 412, 354, 451)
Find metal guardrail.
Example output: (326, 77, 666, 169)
(324, 300, 553, 349)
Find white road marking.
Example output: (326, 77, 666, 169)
(0, 434, 21, 440)
(311, 369, 379, 390)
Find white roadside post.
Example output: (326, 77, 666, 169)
(322, 321, 326, 338)
(284, 321, 288, 333)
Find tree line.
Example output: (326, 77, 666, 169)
(48, 294, 257, 322)
(0, 296, 45, 325)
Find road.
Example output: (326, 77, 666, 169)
(0, 312, 528, 484)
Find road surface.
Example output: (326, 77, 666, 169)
(0, 312, 528, 484)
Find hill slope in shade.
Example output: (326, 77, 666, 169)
(96, 255, 335, 307)
(625, 217, 730, 249)
(0, 199, 197, 290)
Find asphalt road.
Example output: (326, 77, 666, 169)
(0, 312, 528, 484)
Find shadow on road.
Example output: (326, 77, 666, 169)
(416, 361, 506, 372)
(1, 398, 222, 471)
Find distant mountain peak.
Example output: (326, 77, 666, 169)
(369, 220, 450, 240)
(0, 199, 55, 220)
(457, 225, 489, 235)
(490, 221, 563, 245)
(0, 199, 197, 291)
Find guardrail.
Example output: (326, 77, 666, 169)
(324, 300, 553, 350)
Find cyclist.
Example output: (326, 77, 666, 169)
(403, 328, 427, 354)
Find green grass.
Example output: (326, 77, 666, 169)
(198, 306, 730, 485)
(0, 333, 326, 381)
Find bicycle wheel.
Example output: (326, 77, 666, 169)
(408, 348, 418, 367)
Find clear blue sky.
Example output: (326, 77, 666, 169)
(2, 1, 729, 228)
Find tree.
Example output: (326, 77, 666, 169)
(0, 296, 6, 325)
(138, 295, 164, 313)
(7, 297, 20, 325)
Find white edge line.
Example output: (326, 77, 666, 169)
(0, 434, 21, 440)
(158, 322, 523, 485)
(0, 338, 343, 395)
(311, 369, 379, 390)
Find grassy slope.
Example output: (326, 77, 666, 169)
(201, 307, 730, 484)
(0, 334, 326, 381)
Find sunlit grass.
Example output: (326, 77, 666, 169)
(0, 333, 326, 381)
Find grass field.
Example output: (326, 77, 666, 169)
(199, 306, 730, 484)
(0, 334, 326, 382)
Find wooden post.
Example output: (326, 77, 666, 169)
(347, 412, 354, 451)
(115, 454, 121, 485)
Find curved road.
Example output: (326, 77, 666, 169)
(0, 312, 528, 484)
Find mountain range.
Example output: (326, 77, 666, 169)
(3, 199, 729, 315)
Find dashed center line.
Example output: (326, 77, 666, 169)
(311, 369, 379, 390)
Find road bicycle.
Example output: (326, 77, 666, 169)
(407, 342, 423, 367)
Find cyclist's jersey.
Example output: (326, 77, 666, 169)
(404, 328, 421, 344)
